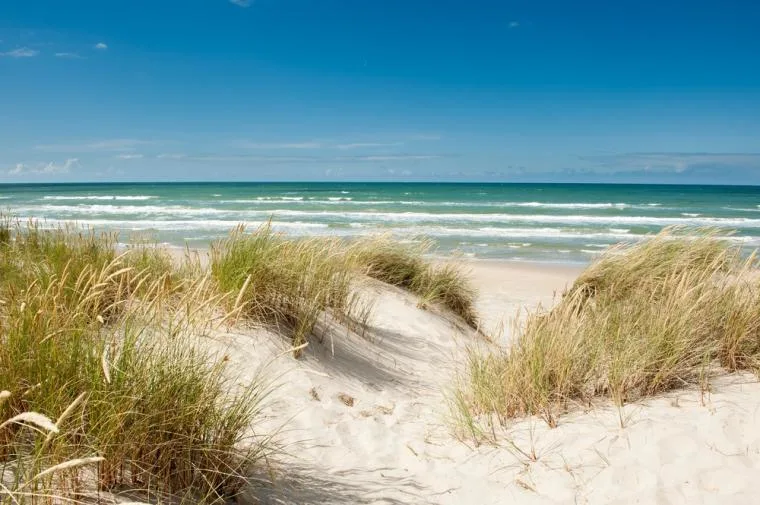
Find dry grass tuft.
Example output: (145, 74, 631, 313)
(0, 220, 270, 503)
(457, 228, 760, 431)
(350, 236, 478, 327)
(210, 224, 357, 355)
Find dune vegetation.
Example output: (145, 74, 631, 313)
(210, 225, 359, 356)
(457, 229, 760, 432)
(0, 219, 477, 502)
(349, 236, 478, 327)
(0, 220, 268, 504)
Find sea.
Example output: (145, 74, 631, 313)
(1, 182, 760, 264)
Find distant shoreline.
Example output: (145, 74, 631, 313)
(5, 181, 760, 264)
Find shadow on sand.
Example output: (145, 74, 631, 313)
(239, 464, 434, 505)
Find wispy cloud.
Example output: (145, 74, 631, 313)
(239, 139, 421, 150)
(36, 139, 152, 153)
(580, 152, 760, 173)
(0, 47, 39, 58)
(55, 52, 83, 59)
(155, 153, 445, 163)
(335, 142, 403, 150)
(240, 141, 323, 149)
(116, 153, 144, 160)
(508, 21, 520, 28)
(159, 154, 317, 163)
(7, 158, 79, 176)
(94, 42, 108, 50)
(229, 0, 253, 6)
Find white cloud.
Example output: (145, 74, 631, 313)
(335, 142, 403, 150)
(241, 141, 323, 149)
(580, 152, 760, 174)
(36, 139, 151, 153)
(117, 153, 144, 160)
(509, 21, 520, 28)
(229, 0, 252, 6)
(152, 152, 445, 164)
(0, 47, 39, 58)
(55, 52, 83, 59)
(8, 163, 25, 175)
(94, 42, 108, 50)
(7, 158, 79, 176)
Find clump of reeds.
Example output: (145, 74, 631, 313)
(0, 390, 106, 504)
(458, 228, 760, 429)
(210, 224, 357, 355)
(350, 236, 478, 327)
(0, 220, 269, 503)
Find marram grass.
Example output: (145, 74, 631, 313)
(0, 220, 268, 504)
(457, 229, 760, 432)
(349, 235, 478, 327)
(0, 219, 478, 502)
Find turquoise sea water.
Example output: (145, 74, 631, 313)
(2, 182, 760, 264)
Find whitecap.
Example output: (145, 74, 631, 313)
(42, 195, 156, 201)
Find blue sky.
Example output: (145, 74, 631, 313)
(1, 0, 759, 183)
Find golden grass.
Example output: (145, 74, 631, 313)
(457, 229, 760, 431)
(0, 220, 269, 503)
(349, 236, 478, 327)
(0, 218, 478, 501)
(210, 224, 358, 355)
(210, 227, 478, 354)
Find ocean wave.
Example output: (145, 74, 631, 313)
(30, 218, 329, 232)
(16, 217, 760, 248)
(21, 204, 219, 216)
(503, 201, 630, 209)
(218, 198, 394, 205)
(397, 201, 645, 209)
(723, 207, 760, 213)
(42, 195, 156, 201)
(425, 226, 637, 241)
(210, 199, 672, 210)
(244, 210, 760, 228)
(16, 205, 760, 229)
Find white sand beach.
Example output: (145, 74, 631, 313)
(198, 260, 760, 505)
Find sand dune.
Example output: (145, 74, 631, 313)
(197, 261, 760, 504)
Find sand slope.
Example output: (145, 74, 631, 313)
(210, 262, 760, 505)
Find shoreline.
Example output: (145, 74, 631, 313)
(141, 240, 594, 272)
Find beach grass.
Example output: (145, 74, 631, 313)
(0, 221, 269, 503)
(457, 229, 760, 430)
(210, 227, 478, 355)
(0, 218, 479, 501)
(350, 236, 478, 327)
(210, 224, 357, 355)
